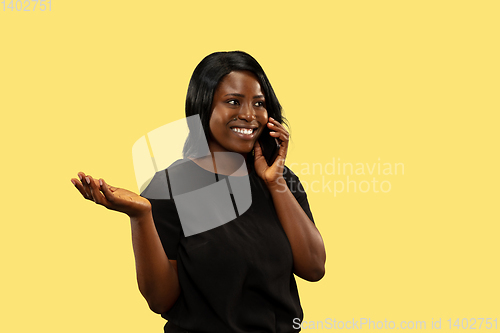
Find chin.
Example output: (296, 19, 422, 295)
(231, 143, 255, 155)
(236, 147, 254, 155)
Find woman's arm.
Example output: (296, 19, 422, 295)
(71, 172, 181, 313)
(253, 118, 326, 282)
(267, 179, 326, 282)
(129, 210, 180, 313)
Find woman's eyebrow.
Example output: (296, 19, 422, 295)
(223, 93, 265, 99)
(224, 93, 245, 97)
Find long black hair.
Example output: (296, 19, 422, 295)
(182, 51, 288, 165)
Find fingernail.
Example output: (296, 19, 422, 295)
(78, 174, 82, 181)
(71, 179, 76, 185)
(99, 179, 103, 186)
(85, 177, 90, 184)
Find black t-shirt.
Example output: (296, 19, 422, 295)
(140, 159, 314, 333)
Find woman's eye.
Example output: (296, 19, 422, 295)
(255, 101, 265, 107)
(228, 100, 239, 105)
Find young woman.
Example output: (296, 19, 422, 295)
(71, 51, 326, 333)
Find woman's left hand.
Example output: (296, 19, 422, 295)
(254, 117, 289, 188)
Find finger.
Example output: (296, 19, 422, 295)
(278, 140, 289, 159)
(76, 172, 93, 200)
(85, 175, 102, 195)
(78, 172, 94, 199)
(271, 123, 289, 140)
(267, 117, 288, 132)
(88, 175, 110, 207)
(98, 178, 119, 193)
(86, 175, 99, 202)
(85, 175, 95, 201)
(84, 176, 94, 199)
(253, 140, 263, 155)
(269, 130, 289, 143)
(72, 177, 91, 200)
(268, 116, 280, 124)
(100, 178, 117, 204)
(269, 131, 289, 161)
(268, 122, 289, 140)
(268, 117, 284, 127)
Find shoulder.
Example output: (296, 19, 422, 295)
(282, 164, 315, 222)
(282, 165, 305, 195)
(283, 165, 298, 179)
(140, 158, 193, 200)
(282, 165, 301, 184)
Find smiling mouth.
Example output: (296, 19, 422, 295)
(230, 127, 258, 139)
(231, 127, 257, 135)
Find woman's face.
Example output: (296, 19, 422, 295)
(208, 70, 268, 155)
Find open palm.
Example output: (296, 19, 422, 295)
(71, 172, 151, 218)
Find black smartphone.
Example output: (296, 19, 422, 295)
(259, 136, 280, 166)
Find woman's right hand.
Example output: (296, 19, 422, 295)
(71, 172, 151, 218)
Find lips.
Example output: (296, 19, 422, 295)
(230, 126, 258, 139)
(231, 127, 256, 135)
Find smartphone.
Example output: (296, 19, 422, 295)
(259, 136, 280, 166)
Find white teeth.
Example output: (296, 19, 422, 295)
(231, 127, 253, 135)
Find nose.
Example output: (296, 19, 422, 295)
(238, 102, 256, 121)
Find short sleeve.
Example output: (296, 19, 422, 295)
(283, 166, 315, 224)
(140, 170, 183, 260)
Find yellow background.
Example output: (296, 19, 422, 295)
(1, 0, 498, 332)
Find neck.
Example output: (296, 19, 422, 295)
(190, 151, 249, 176)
